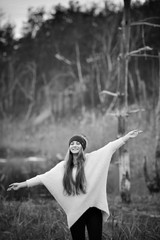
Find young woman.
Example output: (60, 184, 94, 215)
(7, 130, 142, 240)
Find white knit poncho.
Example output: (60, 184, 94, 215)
(26, 137, 125, 228)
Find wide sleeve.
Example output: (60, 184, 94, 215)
(107, 137, 125, 154)
(36, 161, 65, 201)
(90, 137, 125, 156)
(26, 161, 65, 195)
(86, 137, 125, 168)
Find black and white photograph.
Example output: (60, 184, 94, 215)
(0, 0, 160, 239)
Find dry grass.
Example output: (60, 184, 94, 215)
(0, 199, 71, 240)
(0, 197, 160, 240)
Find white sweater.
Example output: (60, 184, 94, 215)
(26, 138, 125, 228)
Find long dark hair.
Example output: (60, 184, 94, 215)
(63, 148, 87, 196)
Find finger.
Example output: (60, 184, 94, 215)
(133, 130, 142, 134)
(138, 130, 143, 133)
(131, 130, 138, 133)
(9, 183, 15, 187)
(7, 187, 13, 191)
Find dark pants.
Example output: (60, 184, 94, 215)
(70, 207, 102, 240)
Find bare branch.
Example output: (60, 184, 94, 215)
(128, 109, 145, 114)
(100, 90, 119, 97)
(55, 53, 72, 65)
(106, 108, 145, 118)
(128, 46, 152, 56)
(131, 22, 160, 28)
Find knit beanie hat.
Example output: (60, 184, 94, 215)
(69, 135, 87, 150)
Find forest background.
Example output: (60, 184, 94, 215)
(0, 0, 160, 239)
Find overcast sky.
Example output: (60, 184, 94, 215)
(0, 0, 145, 38)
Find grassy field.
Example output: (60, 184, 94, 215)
(0, 195, 160, 240)
(0, 198, 70, 240)
(0, 109, 160, 239)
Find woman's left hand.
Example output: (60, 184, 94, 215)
(127, 130, 143, 139)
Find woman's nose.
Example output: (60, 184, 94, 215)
(73, 144, 78, 147)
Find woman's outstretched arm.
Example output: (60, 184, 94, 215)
(109, 129, 143, 153)
(7, 176, 42, 191)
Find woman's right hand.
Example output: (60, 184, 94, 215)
(122, 130, 143, 142)
(7, 182, 26, 191)
(126, 130, 143, 139)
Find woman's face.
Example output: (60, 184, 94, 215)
(69, 141, 82, 154)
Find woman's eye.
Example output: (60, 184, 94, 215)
(70, 141, 80, 146)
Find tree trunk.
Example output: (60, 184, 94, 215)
(155, 53, 160, 188)
(118, 0, 131, 203)
(75, 43, 85, 114)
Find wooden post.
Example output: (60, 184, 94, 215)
(118, 0, 131, 203)
(155, 52, 160, 185)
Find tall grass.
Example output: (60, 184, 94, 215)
(0, 197, 160, 240)
(105, 194, 160, 240)
(105, 211, 160, 240)
(0, 199, 71, 240)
